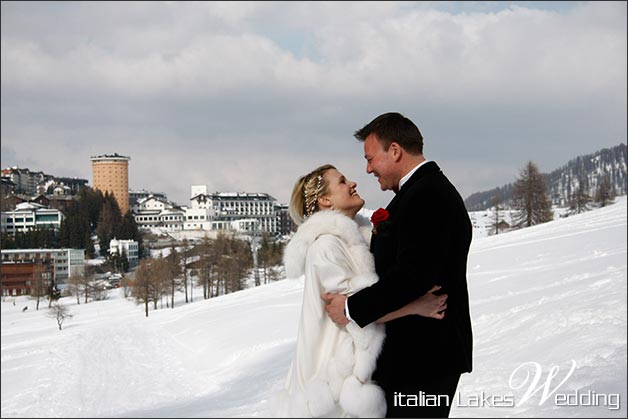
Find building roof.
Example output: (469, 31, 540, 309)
(1, 248, 84, 254)
(90, 153, 131, 162)
(1, 177, 16, 186)
(14, 202, 46, 211)
(191, 192, 276, 201)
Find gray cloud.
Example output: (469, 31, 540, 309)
(2, 1, 626, 210)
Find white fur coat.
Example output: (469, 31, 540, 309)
(272, 210, 386, 418)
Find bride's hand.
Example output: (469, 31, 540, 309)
(404, 285, 447, 320)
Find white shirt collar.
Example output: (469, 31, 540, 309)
(399, 160, 429, 190)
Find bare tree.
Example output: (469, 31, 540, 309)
(121, 273, 132, 298)
(48, 302, 73, 330)
(165, 246, 181, 308)
(210, 233, 253, 295)
(188, 233, 257, 299)
(30, 262, 49, 311)
(257, 233, 284, 284)
(151, 256, 170, 309)
(180, 239, 191, 303)
(212, 234, 230, 295)
(257, 233, 270, 285)
(66, 265, 99, 304)
(267, 265, 282, 283)
(66, 273, 84, 305)
(78, 266, 97, 304)
(229, 235, 253, 292)
(197, 237, 215, 299)
(90, 281, 110, 302)
(512, 161, 553, 228)
(132, 259, 159, 317)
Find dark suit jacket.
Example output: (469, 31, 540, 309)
(348, 161, 473, 387)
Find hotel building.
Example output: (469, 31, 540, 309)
(90, 154, 131, 214)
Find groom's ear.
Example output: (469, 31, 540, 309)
(390, 142, 403, 162)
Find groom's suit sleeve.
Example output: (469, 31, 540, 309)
(348, 181, 454, 327)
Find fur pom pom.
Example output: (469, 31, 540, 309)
(339, 376, 387, 418)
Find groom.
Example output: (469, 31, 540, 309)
(323, 112, 473, 418)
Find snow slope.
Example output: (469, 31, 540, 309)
(2, 197, 626, 418)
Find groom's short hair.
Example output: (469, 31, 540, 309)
(354, 112, 423, 155)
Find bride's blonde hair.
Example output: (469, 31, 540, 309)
(289, 164, 336, 225)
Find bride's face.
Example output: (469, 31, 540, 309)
(318, 169, 365, 217)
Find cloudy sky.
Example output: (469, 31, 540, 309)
(2, 1, 626, 210)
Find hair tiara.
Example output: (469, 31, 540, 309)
(304, 174, 324, 218)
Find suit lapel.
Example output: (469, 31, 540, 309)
(371, 162, 441, 252)
(386, 161, 441, 213)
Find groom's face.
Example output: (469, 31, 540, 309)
(364, 134, 397, 192)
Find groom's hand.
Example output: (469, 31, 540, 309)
(321, 293, 349, 326)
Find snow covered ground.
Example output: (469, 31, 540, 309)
(2, 197, 626, 418)
(468, 204, 571, 238)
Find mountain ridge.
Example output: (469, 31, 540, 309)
(464, 143, 627, 211)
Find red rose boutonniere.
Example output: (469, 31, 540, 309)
(371, 208, 391, 235)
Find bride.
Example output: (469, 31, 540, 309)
(273, 164, 447, 418)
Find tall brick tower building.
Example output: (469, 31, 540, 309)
(90, 153, 130, 215)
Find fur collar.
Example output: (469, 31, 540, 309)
(284, 210, 372, 279)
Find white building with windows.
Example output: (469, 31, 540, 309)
(230, 218, 260, 233)
(109, 238, 139, 267)
(185, 185, 216, 230)
(131, 186, 281, 235)
(184, 206, 215, 230)
(1, 248, 85, 284)
(129, 189, 168, 209)
(1, 202, 65, 235)
(1, 167, 50, 195)
(131, 195, 185, 230)
(189, 185, 278, 234)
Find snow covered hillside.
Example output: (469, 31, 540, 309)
(468, 205, 572, 238)
(2, 197, 626, 418)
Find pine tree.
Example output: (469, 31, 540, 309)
(119, 249, 130, 273)
(568, 176, 591, 214)
(1, 232, 15, 249)
(96, 192, 123, 256)
(490, 193, 503, 235)
(595, 174, 615, 207)
(84, 230, 95, 258)
(59, 218, 71, 248)
(512, 161, 554, 228)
